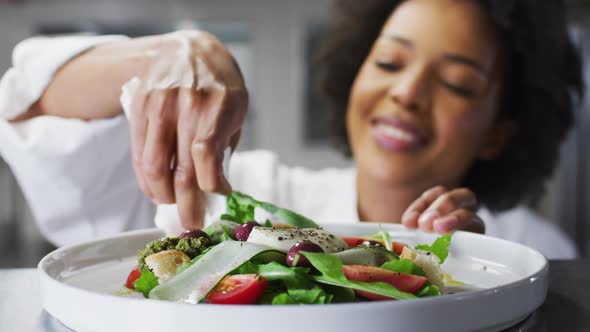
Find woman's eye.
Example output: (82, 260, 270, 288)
(375, 61, 402, 72)
(442, 81, 476, 98)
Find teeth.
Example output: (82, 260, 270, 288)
(378, 123, 416, 142)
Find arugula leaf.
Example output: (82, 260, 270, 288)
(221, 193, 256, 223)
(220, 224, 236, 242)
(415, 234, 452, 264)
(227, 192, 319, 228)
(416, 284, 441, 297)
(381, 259, 427, 277)
(256, 262, 310, 289)
(238, 261, 335, 304)
(133, 270, 159, 298)
(302, 252, 416, 300)
(288, 286, 332, 304)
(268, 286, 333, 305)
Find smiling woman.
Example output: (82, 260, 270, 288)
(0, 0, 583, 259)
(320, 0, 583, 216)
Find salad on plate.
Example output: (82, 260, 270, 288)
(123, 192, 457, 305)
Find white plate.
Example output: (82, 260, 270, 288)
(38, 223, 548, 332)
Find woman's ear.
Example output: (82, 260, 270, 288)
(478, 120, 515, 160)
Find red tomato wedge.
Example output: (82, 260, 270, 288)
(342, 265, 428, 301)
(341, 237, 407, 255)
(125, 267, 141, 290)
(206, 274, 268, 305)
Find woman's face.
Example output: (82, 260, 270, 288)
(347, 0, 507, 189)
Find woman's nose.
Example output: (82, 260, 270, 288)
(388, 67, 430, 112)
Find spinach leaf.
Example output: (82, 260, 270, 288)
(302, 252, 416, 300)
(415, 234, 452, 264)
(133, 270, 159, 298)
(381, 259, 427, 277)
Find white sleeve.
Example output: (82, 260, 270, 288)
(0, 35, 155, 247)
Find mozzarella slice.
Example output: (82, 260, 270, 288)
(246, 227, 348, 253)
(400, 246, 444, 289)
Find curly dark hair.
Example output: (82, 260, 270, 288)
(318, 0, 584, 212)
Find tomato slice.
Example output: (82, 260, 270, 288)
(125, 267, 141, 290)
(391, 242, 406, 256)
(342, 265, 428, 301)
(206, 274, 268, 305)
(341, 237, 407, 255)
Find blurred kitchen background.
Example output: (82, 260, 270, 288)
(0, 0, 588, 267)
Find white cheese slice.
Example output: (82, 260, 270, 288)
(246, 227, 348, 253)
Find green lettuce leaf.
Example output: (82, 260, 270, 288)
(270, 293, 299, 305)
(302, 252, 416, 300)
(417, 284, 441, 297)
(133, 270, 159, 298)
(267, 286, 333, 305)
(415, 234, 452, 264)
(378, 225, 393, 252)
(321, 284, 356, 303)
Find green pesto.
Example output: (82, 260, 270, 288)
(176, 237, 209, 258)
(137, 236, 210, 272)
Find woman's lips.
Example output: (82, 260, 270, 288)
(370, 117, 426, 152)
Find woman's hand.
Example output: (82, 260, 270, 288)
(129, 31, 248, 229)
(401, 186, 485, 234)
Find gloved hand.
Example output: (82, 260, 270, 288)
(121, 30, 248, 230)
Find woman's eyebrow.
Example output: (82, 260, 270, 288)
(382, 33, 414, 48)
(444, 54, 489, 78)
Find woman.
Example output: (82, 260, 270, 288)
(0, 0, 582, 258)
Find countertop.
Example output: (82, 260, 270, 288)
(1, 260, 589, 332)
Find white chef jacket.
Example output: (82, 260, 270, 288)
(0, 35, 578, 259)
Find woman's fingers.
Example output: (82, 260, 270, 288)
(174, 88, 204, 229)
(402, 187, 480, 234)
(191, 137, 231, 194)
(141, 90, 177, 204)
(416, 188, 477, 232)
(432, 209, 485, 234)
(127, 31, 250, 230)
(191, 87, 233, 195)
(129, 89, 151, 199)
(402, 186, 447, 229)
